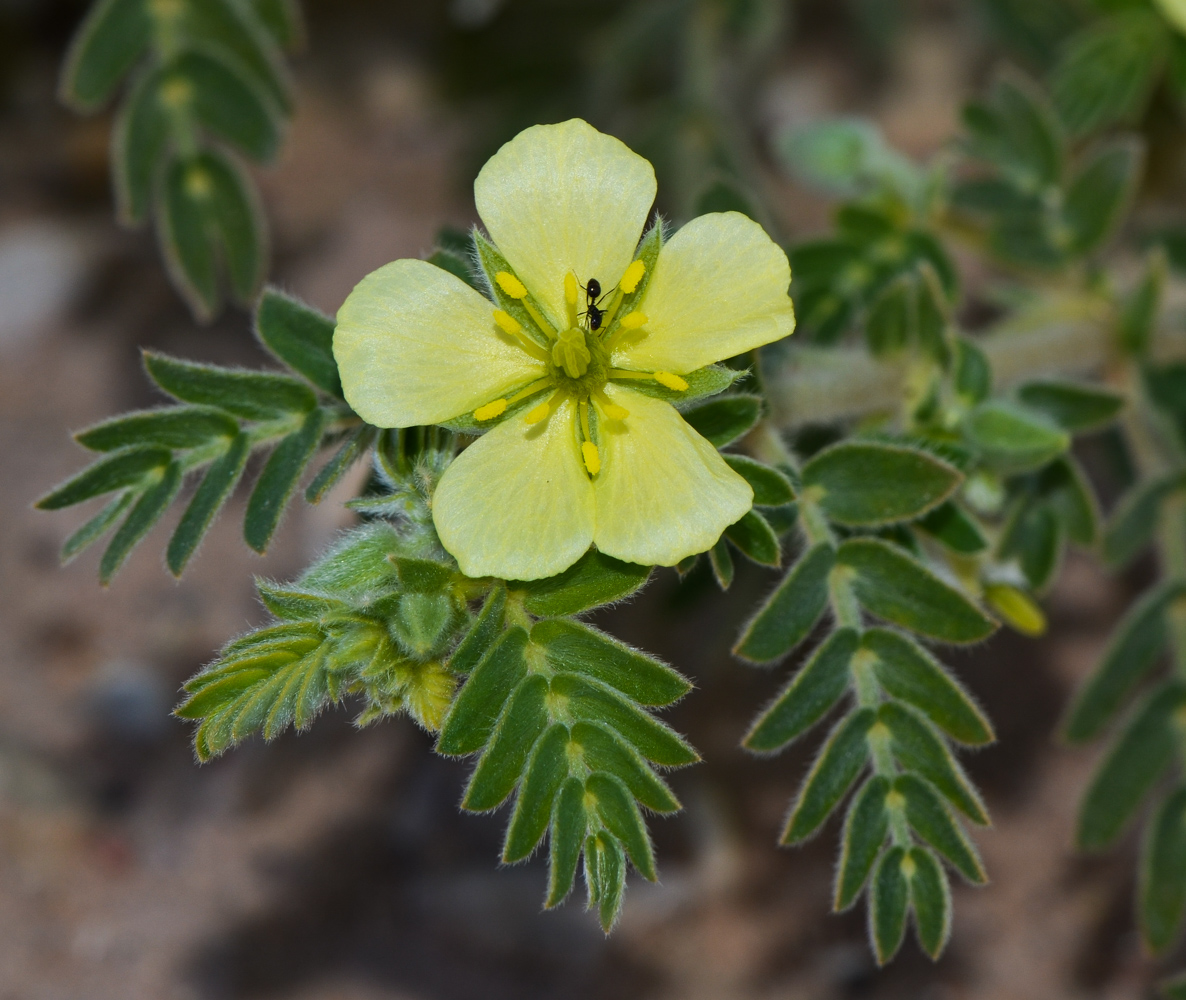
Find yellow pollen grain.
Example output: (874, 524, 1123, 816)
(524, 399, 552, 424)
(654, 371, 688, 391)
(492, 309, 521, 335)
(619, 259, 646, 293)
(601, 401, 629, 420)
(619, 311, 647, 329)
(564, 271, 579, 305)
(473, 399, 507, 421)
(581, 441, 601, 475)
(495, 271, 527, 299)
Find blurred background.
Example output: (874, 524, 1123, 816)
(0, 0, 1170, 996)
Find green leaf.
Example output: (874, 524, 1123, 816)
(299, 523, 401, 596)
(724, 510, 781, 566)
(249, 0, 304, 47)
(588, 772, 656, 880)
(998, 501, 1063, 593)
(257, 583, 349, 622)
(723, 455, 795, 506)
(1119, 251, 1167, 356)
(37, 446, 172, 510)
(438, 626, 528, 756)
(894, 774, 986, 883)
(110, 67, 174, 225)
(58, 0, 150, 111)
(167, 432, 250, 576)
(865, 277, 912, 356)
(62, 491, 135, 563)
(256, 287, 343, 397)
(98, 460, 182, 583)
(1016, 380, 1125, 432)
(802, 442, 962, 527)
(870, 846, 910, 965)
(551, 673, 698, 768)
(678, 394, 763, 447)
(531, 619, 690, 706)
(734, 543, 836, 664)
(305, 425, 377, 504)
(1051, 12, 1166, 137)
(1062, 139, 1145, 257)
(862, 629, 993, 745)
(570, 721, 679, 814)
(906, 846, 952, 959)
(448, 587, 507, 676)
(170, 48, 283, 160)
(708, 537, 734, 589)
(745, 628, 859, 753)
(546, 777, 586, 907)
(76, 406, 240, 452)
(143, 351, 316, 419)
(1077, 682, 1186, 851)
(837, 538, 997, 644)
(1140, 787, 1186, 954)
(878, 702, 988, 824)
(244, 407, 326, 553)
(588, 831, 627, 931)
(963, 400, 1070, 473)
(966, 70, 1063, 190)
(511, 550, 651, 617)
(914, 502, 988, 555)
(834, 775, 890, 911)
(1062, 581, 1185, 743)
(504, 723, 570, 863)
(392, 556, 455, 593)
(1104, 471, 1186, 568)
(1037, 456, 1099, 547)
(463, 674, 549, 811)
(1163, 973, 1186, 1000)
(428, 248, 478, 289)
(782, 708, 876, 844)
(777, 117, 920, 199)
(156, 150, 267, 319)
(954, 338, 992, 405)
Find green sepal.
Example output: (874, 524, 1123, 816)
(550, 673, 698, 768)
(914, 502, 988, 555)
(57, 0, 150, 112)
(723, 454, 795, 506)
(894, 774, 986, 883)
(734, 542, 836, 664)
(1077, 682, 1186, 851)
(679, 393, 763, 447)
(244, 407, 326, 553)
(299, 523, 402, 596)
(61, 491, 134, 563)
(462, 674, 549, 811)
(36, 445, 172, 510)
(877, 702, 988, 824)
(1062, 581, 1186, 743)
(724, 510, 781, 566)
(617, 364, 741, 406)
(100, 460, 183, 584)
(256, 582, 350, 622)
(709, 537, 734, 589)
(801, 442, 962, 527)
(391, 556, 455, 593)
(503, 723, 570, 863)
(782, 708, 876, 844)
(437, 626, 528, 756)
(837, 538, 997, 644)
(531, 619, 690, 706)
(256, 287, 343, 397)
(167, 432, 249, 576)
(745, 628, 859, 753)
(546, 777, 587, 908)
(570, 721, 680, 813)
(143, 350, 316, 419)
(1016, 380, 1125, 433)
(963, 400, 1069, 473)
(510, 550, 651, 617)
(447, 587, 507, 676)
(869, 846, 910, 965)
(906, 846, 952, 959)
(471, 231, 555, 342)
(75, 406, 239, 453)
(862, 628, 993, 745)
(587, 772, 656, 881)
(834, 775, 891, 911)
(1140, 786, 1186, 954)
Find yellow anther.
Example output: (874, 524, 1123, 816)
(525, 399, 552, 424)
(654, 371, 689, 391)
(495, 271, 527, 299)
(619, 259, 646, 293)
(492, 309, 521, 335)
(473, 399, 507, 421)
(600, 401, 629, 420)
(581, 441, 601, 475)
(564, 271, 579, 305)
(619, 311, 647, 329)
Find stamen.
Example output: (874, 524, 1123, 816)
(654, 371, 689, 391)
(495, 271, 527, 299)
(579, 400, 593, 441)
(619, 259, 646, 293)
(581, 442, 601, 476)
(507, 378, 554, 405)
(473, 399, 507, 421)
(608, 368, 653, 379)
(492, 309, 521, 335)
(492, 309, 549, 362)
(620, 311, 647, 329)
(564, 271, 579, 329)
(525, 391, 559, 425)
(593, 391, 629, 421)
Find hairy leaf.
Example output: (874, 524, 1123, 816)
(894, 774, 986, 883)
(512, 550, 651, 617)
(734, 543, 836, 663)
(1141, 786, 1186, 954)
(835, 775, 891, 911)
(783, 708, 876, 844)
(678, 394, 763, 447)
(256, 287, 343, 397)
(870, 846, 910, 965)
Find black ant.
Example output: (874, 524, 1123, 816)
(581, 278, 609, 331)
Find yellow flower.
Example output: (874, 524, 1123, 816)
(334, 119, 795, 581)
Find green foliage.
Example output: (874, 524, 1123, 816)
(59, 0, 301, 318)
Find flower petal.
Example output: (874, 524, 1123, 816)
(614, 212, 796, 373)
(334, 258, 545, 427)
(433, 397, 595, 581)
(592, 385, 752, 566)
(474, 119, 657, 328)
